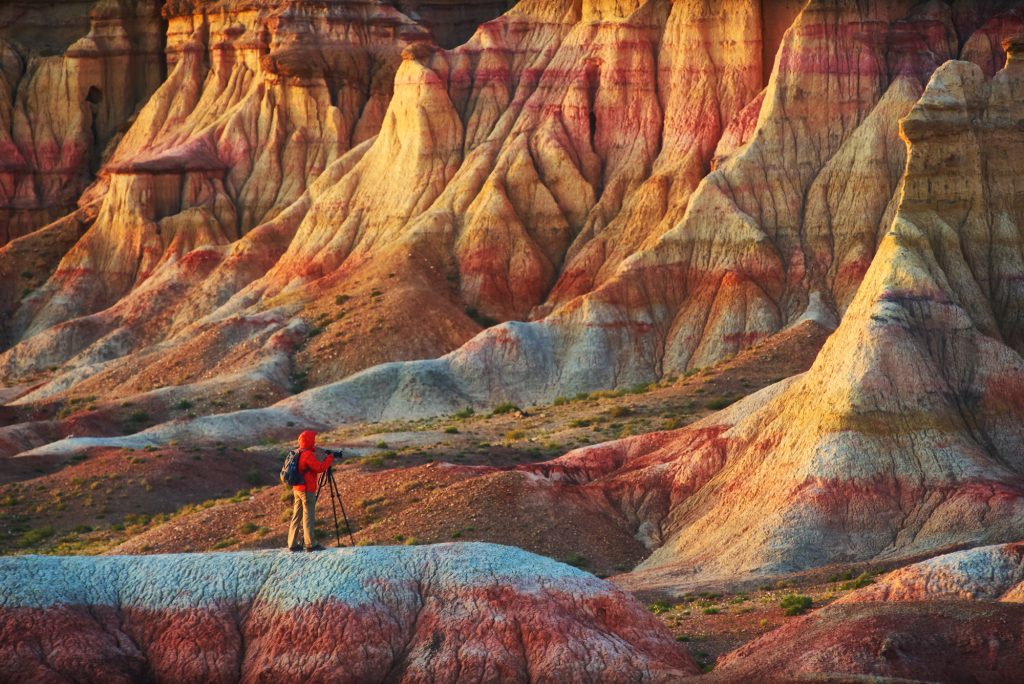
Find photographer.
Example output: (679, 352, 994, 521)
(286, 430, 335, 552)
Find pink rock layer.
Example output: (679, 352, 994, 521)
(0, 544, 696, 683)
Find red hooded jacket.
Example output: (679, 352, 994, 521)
(293, 430, 333, 493)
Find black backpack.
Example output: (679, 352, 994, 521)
(280, 449, 304, 486)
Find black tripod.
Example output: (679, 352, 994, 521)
(317, 459, 356, 547)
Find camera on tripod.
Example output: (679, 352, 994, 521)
(316, 449, 355, 547)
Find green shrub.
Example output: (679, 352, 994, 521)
(552, 396, 569, 406)
(244, 467, 263, 486)
(563, 552, 588, 568)
(702, 607, 721, 615)
(840, 572, 874, 591)
(648, 599, 671, 615)
(334, 294, 351, 306)
(17, 526, 54, 547)
(705, 397, 736, 411)
(780, 594, 813, 616)
(212, 538, 237, 549)
(453, 407, 475, 420)
(239, 522, 258, 534)
(491, 402, 519, 416)
(175, 399, 193, 410)
(444, 426, 459, 434)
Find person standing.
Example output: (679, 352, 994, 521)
(287, 430, 334, 552)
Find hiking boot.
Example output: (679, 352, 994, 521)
(288, 546, 303, 553)
(305, 544, 325, 552)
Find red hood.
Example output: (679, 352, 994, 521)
(298, 430, 316, 450)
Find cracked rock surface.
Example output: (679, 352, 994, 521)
(0, 542, 696, 682)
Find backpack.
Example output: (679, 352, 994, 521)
(280, 449, 304, 486)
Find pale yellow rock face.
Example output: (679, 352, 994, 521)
(0, 0, 164, 245)
(2, 1, 1024, 474)
(620, 46, 1024, 588)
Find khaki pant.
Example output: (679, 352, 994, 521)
(287, 491, 318, 549)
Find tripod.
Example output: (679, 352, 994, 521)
(317, 460, 356, 547)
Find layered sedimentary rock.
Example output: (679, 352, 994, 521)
(0, 0, 165, 245)
(1, 0, 778, 402)
(11, 0, 1022, 414)
(617, 45, 1024, 587)
(0, 544, 697, 682)
(118, 30, 1024, 591)
(709, 543, 1024, 682)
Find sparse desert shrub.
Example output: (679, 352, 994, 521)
(453, 407, 475, 420)
(648, 599, 671, 615)
(334, 294, 351, 306)
(705, 397, 736, 410)
(552, 396, 569, 406)
(608, 405, 634, 418)
(504, 430, 526, 441)
(444, 426, 459, 434)
(244, 467, 263, 486)
(563, 552, 588, 568)
(17, 526, 54, 547)
(128, 409, 150, 422)
(702, 607, 720, 615)
(212, 538, 237, 549)
(491, 402, 519, 416)
(361, 453, 385, 468)
(375, 441, 389, 449)
(239, 522, 258, 534)
(175, 399, 193, 410)
(780, 594, 813, 616)
(840, 572, 874, 590)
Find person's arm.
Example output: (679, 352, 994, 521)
(307, 450, 334, 474)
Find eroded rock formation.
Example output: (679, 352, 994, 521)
(0, 0, 165, 245)
(0, 543, 697, 682)
(708, 543, 1024, 682)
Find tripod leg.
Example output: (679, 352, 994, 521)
(326, 471, 341, 547)
(333, 473, 356, 547)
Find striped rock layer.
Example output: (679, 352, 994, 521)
(7, 0, 1022, 426)
(0, 543, 696, 683)
(708, 543, 1024, 682)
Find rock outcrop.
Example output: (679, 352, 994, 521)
(0, 0, 165, 245)
(0, 543, 697, 682)
(7, 0, 1024, 425)
(110, 27, 1024, 592)
(614, 46, 1024, 588)
(708, 543, 1024, 682)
